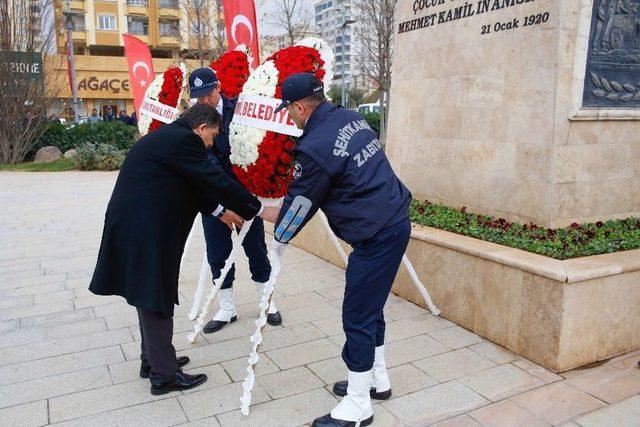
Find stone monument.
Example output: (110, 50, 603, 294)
(387, 0, 640, 227)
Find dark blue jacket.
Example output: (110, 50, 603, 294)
(206, 95, 236, 176)
(274, 102, 411, 245)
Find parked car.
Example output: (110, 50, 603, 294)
(358, 103, 382, 115)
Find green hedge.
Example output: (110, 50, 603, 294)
(32, 121, 138, 156)
(409, 200, 640, 260)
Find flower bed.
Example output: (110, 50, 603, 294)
(410, 200, 640, 260)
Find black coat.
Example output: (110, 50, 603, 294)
(89, 118, 262, 316)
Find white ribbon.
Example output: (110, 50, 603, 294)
(180, 213, 199, 278)
(188, 251, 210, 321)
(318, 211, 440, 316)
(240, 237, 284, 416)
(187, 218, 254, 343)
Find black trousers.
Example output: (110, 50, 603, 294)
(342, 219, 411, 372)
(202, 214, 271, 290)
(137, 307, 178, 385)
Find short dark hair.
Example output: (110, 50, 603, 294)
(302, 91, 326, 107)
(180, 103, 221, 129)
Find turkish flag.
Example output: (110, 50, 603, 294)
(222, 0, 260, 69)
(123, 34, 155, 116)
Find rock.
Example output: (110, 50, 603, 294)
(63, 149, 77, 159)
(34, 146, 62, 163)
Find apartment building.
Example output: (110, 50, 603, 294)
(49, 0, 220, 119)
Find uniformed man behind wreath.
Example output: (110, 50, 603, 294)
(261, 73, 412, 427)
(188, 67, 282, 334)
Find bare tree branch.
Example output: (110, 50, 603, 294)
(267, 0, 312, 46)
(179, 0, 226, 65)
(0, 0, 64, 164)
(352, 0, 397, 140)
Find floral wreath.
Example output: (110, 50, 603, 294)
(227, 38, 334, 199)
(138, 63, 188, 136)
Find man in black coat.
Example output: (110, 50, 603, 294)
(89, 103, 264, 395)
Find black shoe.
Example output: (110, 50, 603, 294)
(267, 311, 282, 326)
(332, 381, 392, 400)
(203, 315, 237, 334)
(150, 371, 207, 395)
(140, 356, 190, 379)
(311, 413, 374, 427)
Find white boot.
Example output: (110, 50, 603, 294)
(212, 288, 236, 322)
(373, 345, 391, 393)
(329, 370, 374, 424)
(331, 345, 392, 400)
(255, 281, 278, 315)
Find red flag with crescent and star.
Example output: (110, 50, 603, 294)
(222, 0, 260, 69)
(123, 34, 155, 116)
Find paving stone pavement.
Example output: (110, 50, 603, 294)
(1, 171, 639, 426)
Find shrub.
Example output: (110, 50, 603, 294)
(74, 143, 125, 171)
(86, 121, 138, 150)
(363, 112, 380, 135)
(409, 200, 640, 260)
(35, 121, 138, 156)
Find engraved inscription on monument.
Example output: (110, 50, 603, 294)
(583, 0, 640, 108)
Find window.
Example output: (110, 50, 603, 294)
(159, 20, 179, 36)
(159, 0, 179, 8)
(127, 0, 148, 6)
(190, 0, 205, 8)
(71, 13, 85, 31)
(97, 15, 116, 30)
(129, 18, 148, 35)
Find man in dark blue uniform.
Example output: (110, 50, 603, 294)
(261, 73, 412, 427)
(188, 68, 282, 333)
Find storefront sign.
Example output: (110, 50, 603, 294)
(77, 77, 130, 94)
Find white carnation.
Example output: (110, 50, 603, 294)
(229, 60, 279, 167)
(138, 72, 165, 136)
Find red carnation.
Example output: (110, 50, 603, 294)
(146, 66, 183, 134)
(231, 44, 328, 198)
(211, 50, 250, 99)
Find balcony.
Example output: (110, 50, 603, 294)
(158, 0, 180, 18)
(126, 0, 148, 15)
(70, 0, 85, 10)
(158, 35, 180, 46)
(72, 30, 86, 42)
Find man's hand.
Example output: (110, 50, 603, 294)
(260, 206, 281, 223)
(219, 209, 244, 229)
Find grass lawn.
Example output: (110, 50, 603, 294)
(0, 158, 77, 172)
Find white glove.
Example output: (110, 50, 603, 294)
(270, 238, 287, 277)
(271, 238, 287, 258)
